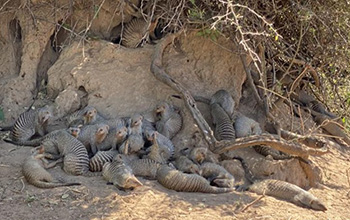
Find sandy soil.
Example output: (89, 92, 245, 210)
(1, 135, 349, 220)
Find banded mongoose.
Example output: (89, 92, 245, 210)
(126, 158, 161, 180)
(97, 125, 128, 151)
(38, 130, 99, 176)
(154, 101, 183, 139)
(210, 89, 235, 119)
(156, 165, 234, 193)
(236, 157, 327, 211)
(103, 154, 143, 190)
(67, 106, 105, 127)
(7, 106, 52, 145)
(143, 132, 168, 164)
(235, 113, 293, 160)
(89, 150, 118, 172)
(119, 114, 144, 154)
(145, 130, 174, 162)
(308, 100, 337, 118)
(210, 103, 235, 141)
(314, 114, 350, 145)
(22, 146, 81, 188)
(173, 155, 200, 174)
(76, 124, 109, 155)
(199, 162, 235, 188)
(121, 18, 158, 48)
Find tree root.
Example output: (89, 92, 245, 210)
(150, 32, 329, 160)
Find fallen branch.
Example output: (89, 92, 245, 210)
(213, 134, 328, 158)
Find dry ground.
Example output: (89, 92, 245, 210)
(1, 137, 350, 220)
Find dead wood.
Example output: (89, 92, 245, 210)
(150, 32, 329, 159)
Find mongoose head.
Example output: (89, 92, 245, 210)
(38, 106, 53, 125)
(212, 178, 235, 188)
(123, 176, 143, 190)
(116, 126, 128, 140)
(68, 125, 82, 138)
(96, 124, 109, 144)
(190, 147, 207, 164)
(146, 130, 158, 144)
(130, 114, 143, 128)
(113, 154, 124, 162)
(187, 163, 200, 175)
(154, 101, 171, 118)
(83, 106, 98, 124)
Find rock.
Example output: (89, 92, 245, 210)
(54, 89, 81, 119)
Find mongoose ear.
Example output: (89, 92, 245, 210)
(77, 124, 83, 129)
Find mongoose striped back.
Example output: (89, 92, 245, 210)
(127, 158, 161, 180)
(10, 106, 52, 143)
(210, 103, 235, 141)
(40, 130, 90, 176)
(103, 155, 143, 190)
(155, 102, 183, 139)
(89, 150, 118, 172)
(210, 89, 235, 118)
(156, 165, 233, 193)
(22, 148, 80, 188)
(122, 18, 148, 48)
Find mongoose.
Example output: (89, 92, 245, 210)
(7, 106, 52, 145)
(97, 125, 128, 151)
(126, 158, 161, 180)
(236, 156, 327, 211)
(199, 162, 235, 188)
(210, 89, 235, 119)
(210, 103, 235, 141)
(22, 146, 81, 188)
(67, 106, 105, 127)
(156, 165, 234, 193)
(314, 114, 350, 145)
(89, 150, 118, 172)
(144, 130, 174, 162)
(173, 155, 200, 174)
(119, 114, 144, 154)
(234, 113, 293, 160)
(76, 124, 109, 155)
(154, 101, 183, 139)
(121, 18, 158, 48)
(308, 100, 337, 119)
(143, 132, 167, 164)
(38, 130, 99, 176)
(103, 154, 143, 190)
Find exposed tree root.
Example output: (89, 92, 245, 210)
(150, 32, 329, 160)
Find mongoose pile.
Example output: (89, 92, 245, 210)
(1, 88, 333, 210)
